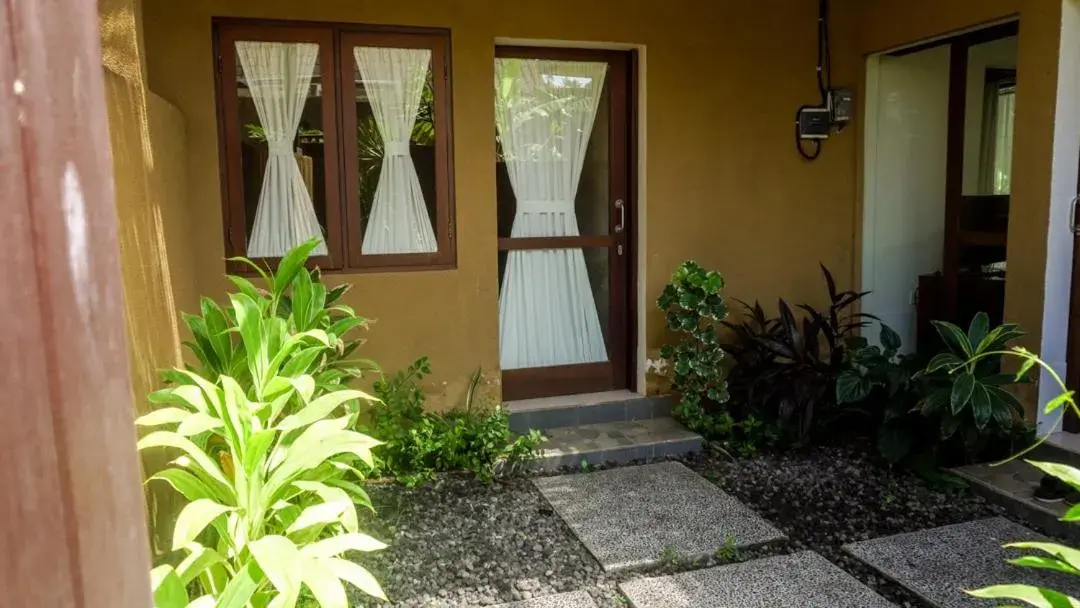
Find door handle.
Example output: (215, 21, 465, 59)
(614, 199, 625, 233)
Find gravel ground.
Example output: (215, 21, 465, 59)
(349, 445, 1030, 607)
(684, 444, 1010, 607)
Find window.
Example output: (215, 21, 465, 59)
(214, 20, 455, 271)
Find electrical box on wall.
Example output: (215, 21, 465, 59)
(797, 107, 831, 139)
(830, 88, 854, 124)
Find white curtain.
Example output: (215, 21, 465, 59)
(236, 41, 327, 257)
(355, 47, 437, 254)
(495, 59, 608, 370)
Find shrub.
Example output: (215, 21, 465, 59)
(913, 312, 1031, 464)
(836, 323, 923, 464)
(656, 261, 731, 433)
(723, 264, 871, 444)
(141, 240, 387, 608)
(367, 359, 544, 485)
(967, 348, 1080, 606)
(836, 312, 1032, 470)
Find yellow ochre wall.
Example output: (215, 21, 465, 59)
(852, 0, 1063, 416)
(141, 0, 861, 404)
(99, 0, 199, 551)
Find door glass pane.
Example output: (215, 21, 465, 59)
(235, 41, 328, 257)
(495, 58, 612, 370)
(496, 60, 610, 238)
(498, 247, 610, 368)
(350, 46, 439, 254)
(962, 36, 1018, 196)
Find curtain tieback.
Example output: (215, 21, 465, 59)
(384, 140, 411, 157)
(518, 199, 574, 214)
(267, 139, 295, 157)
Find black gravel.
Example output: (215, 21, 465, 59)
(349, 445, 1035, 607)
(684, 444, 1009, 607)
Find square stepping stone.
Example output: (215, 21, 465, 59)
(619, 551, 894, 607)
(493, 590, 597, 608)
(533, 461, 784, 571)
(844, 517, 1080, 607)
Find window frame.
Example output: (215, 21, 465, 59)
(212, 19, 456, 274)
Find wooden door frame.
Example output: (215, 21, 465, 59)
(495, 46, 639, 401)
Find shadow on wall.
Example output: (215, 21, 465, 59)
(100, 0, 200, 555)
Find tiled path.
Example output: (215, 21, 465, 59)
(515, 462, 1078, 608)
(534, 462, 784, 572)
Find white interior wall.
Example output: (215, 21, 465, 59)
(1038, 0, 1080, 434)
(862, 46, 951, 351)
(962, 36, 1019, 193)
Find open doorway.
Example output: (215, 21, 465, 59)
(862, 22, 1018, 355)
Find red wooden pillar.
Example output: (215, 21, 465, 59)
(0, 0, 152, 606)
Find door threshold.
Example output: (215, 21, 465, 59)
(507, 389, 641, 413)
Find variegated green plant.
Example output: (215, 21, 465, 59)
(140, 240, 386, 608)
(967, 347, 1080, 607)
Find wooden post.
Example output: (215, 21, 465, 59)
(0, 0, 152, 606)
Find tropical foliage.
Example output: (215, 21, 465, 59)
(657, 261, 730, 428)
(914, 313, 1028, 449)
(968, 348, 1080, 607)
(367, 358, 544, 485)
(141, 240, 386, 608)
(723, 264, 872, 443)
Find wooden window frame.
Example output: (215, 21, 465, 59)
(212, 19, 456, 274)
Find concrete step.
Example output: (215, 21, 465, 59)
(950, 458, 1080, 543)
(1031, 431, 1080, 470)
(508, 390, 673, 434)
(536, 417, 702, 471)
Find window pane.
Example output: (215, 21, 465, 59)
(496, 61, 610, 238)
(962, 36, 1017, 196)
(235, 41, 328, 257)
(351, 46, 438, 254)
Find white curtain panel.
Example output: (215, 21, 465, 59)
(236, 41, 328, 257)
(355, 47, 437, 254)
(495, 58, 609, 370)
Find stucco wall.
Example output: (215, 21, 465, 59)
(100, 0, 199, 551)
(141, 0, 861, 403)
(852, 0, 1063, 415)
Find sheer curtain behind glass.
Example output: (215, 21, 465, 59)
(355, 47, 437, 254)
(495, 58, 608, 370)
(236, 41, 327, 257)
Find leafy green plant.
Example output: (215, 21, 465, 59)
(141, 240, 387, 608)
(658, 545, 682, 568)
(836, 323, 923, 464)
(914, 312, 1028, 456)
(966, 347, 1080, 606)
(658, 261, 730, 413)
(723, 265, 871, 443)
(367, 359, 544, 485)
(180, 239, 376, 394)
(714, 535, 740, 562)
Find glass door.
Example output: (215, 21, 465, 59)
(494, 48, 633, 400)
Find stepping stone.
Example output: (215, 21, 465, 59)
(844, 517, 1080, 607)
(619, 551, 894, 607)
(533, 461, 784, 571)
(493, 590, 597, 608)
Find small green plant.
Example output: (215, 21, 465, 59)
(714, 535, 740, 562)
(142, 240, 386, 608)
(657, 261, 730, 419)
(913, 313, 1029, 459)
(367, 360, 543, 485)
(966, 347, 1080, 606)
(658, 545, 682, 568)
(836, 323, 922, 464)
(580, 458, 590, 472)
